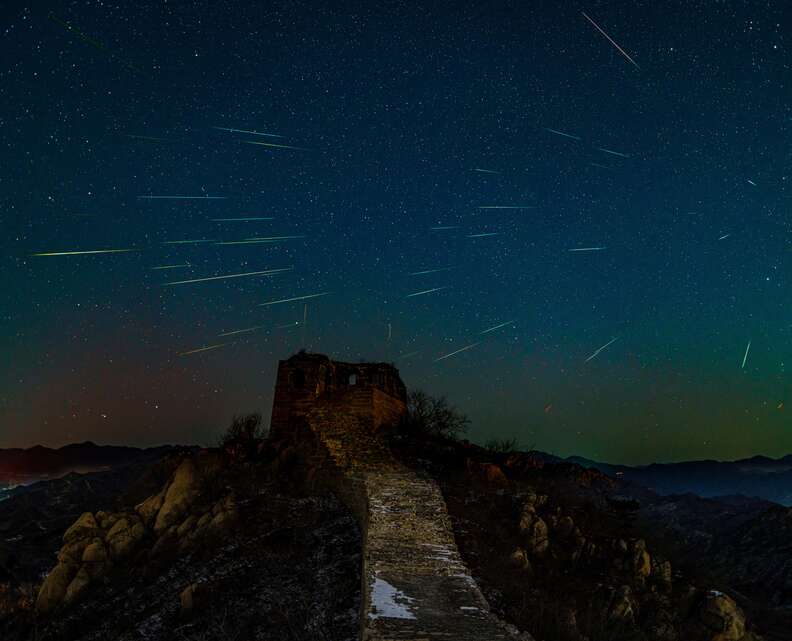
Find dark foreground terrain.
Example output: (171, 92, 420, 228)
(1, 431, 788, 641)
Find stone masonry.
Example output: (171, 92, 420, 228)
(270, 353, 529, 641)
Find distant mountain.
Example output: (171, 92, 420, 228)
(566, 453, 792, 505)
(0, 442, 181, 488)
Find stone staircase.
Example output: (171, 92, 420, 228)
(303, 402, 530, 641)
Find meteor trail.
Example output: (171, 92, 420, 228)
(139, 195, 227, 200)
(179, 343, 228, 357)
(243, 141, 310, 151)
(480, 320, 515, 334)
(216, 235, 305, 245)
(473, 168, 501, 174)
(741, 340, 751, 369)
(210, 217, 274, 222)
(544, 127, 581, 141)
(478, 206, 536, 210)
(213, 126, 283, 137)
(162, 239, 217, 245)
(581, 11, 640, 70)
(397, 349, 421, 360)
(406, 287, 448, 298)
(163, 268, 291, 286)
(409, 267, 454, 276)
(569, 247, 606, 252)
(430, 226, 460, 230)
(468, 232, 500, 238)
(32, 248, 136, 257)
(434, 342, 481, 362)
(152, 263, 190, 270)
(258, 292, 331, 306)
(718, 234, 731, 241)
(219, 325, 267, 337)
(747, 179, 757, 186)
(597, 147, 630, 158)
(584, 337, 619, 363)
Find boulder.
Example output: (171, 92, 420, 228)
(81, 539, 108, 563)
(63, 565, 92, 605)
(697, 592, 746, 641)
(136, 489, 165, 526)
(608, 585, 636, 626)
(63, 512, 98, 544)
(35, 562, 78, 613)
(57, 539, 90, 564)
(154, 459, 201, 534)
(519, 512, 549, 556)
(106, 517, 146, 559)
(509, 548, 533, 573)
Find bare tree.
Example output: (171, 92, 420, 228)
(401, 390, 469, 439)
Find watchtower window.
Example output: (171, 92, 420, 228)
(348, 373, 357, 386)
(290, 369, 306, 389)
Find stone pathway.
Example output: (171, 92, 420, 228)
(305, 404, 530, 641)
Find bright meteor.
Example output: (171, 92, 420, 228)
(584, 337, 619, 363)
(434, 342, 481, 362)
(31, 249, 136, 257)
(163, 268, 292, 286)
(582, 11, 640, 70)
(243, 141, 310, 151)
(258, 292, 331, 307)
(179, 343, 229, 357)
(480, 320, 515, 334)
(213, 126, 283, 137)
(406, 287, 448, 298)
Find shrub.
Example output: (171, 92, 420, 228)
(219, 413, 267, 460)
(401, 390, 469, 439)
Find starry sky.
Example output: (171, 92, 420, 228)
(2, 1, 792, 464)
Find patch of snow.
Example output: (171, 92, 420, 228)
(368, 577, 417, 620)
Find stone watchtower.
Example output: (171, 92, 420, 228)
(269, 351, 407, 441)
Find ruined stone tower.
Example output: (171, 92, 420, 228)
(269, 351, 407, 440)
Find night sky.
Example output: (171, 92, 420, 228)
(2, 1, 792, 464)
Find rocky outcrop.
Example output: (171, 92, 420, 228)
(35, 455, 238, 615)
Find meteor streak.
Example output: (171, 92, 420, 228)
(152, 263, 190, 270)
(397, 349, 421, 360)
(468, 232, 500, 238)
(162, 239, 217, 245)
(581, 11, 640, 70)
(430, 226, 460, 230)
(213, 126, 283, 137)
(406, 287, 448, 298)
(179, 343, 228, 357)
(434, 342, 481, 362)
(163, 268, 291, 286)
(478, 206, 536, 210)
(217, 235, 305, 245)
(32, 248, 136, 257)
(584, 337, 619, 363)
(747, 179, 757, 186)
(741, 340, 751, 369)
(258, 292, 330, 306)
(718, 234, 731, 241)
(544, 127, 581, 141)
(139, 195, 227, 200)
(473, 168, 501, 174)
(569, 247, 606, 252)
(210, 217, 274, 222)
(219, 325, 267, 337)
(409, 267, 454, 276)
(243, 141, 310, 151)
(597, 147, 630, 158)
(480, 320, 515, 334)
